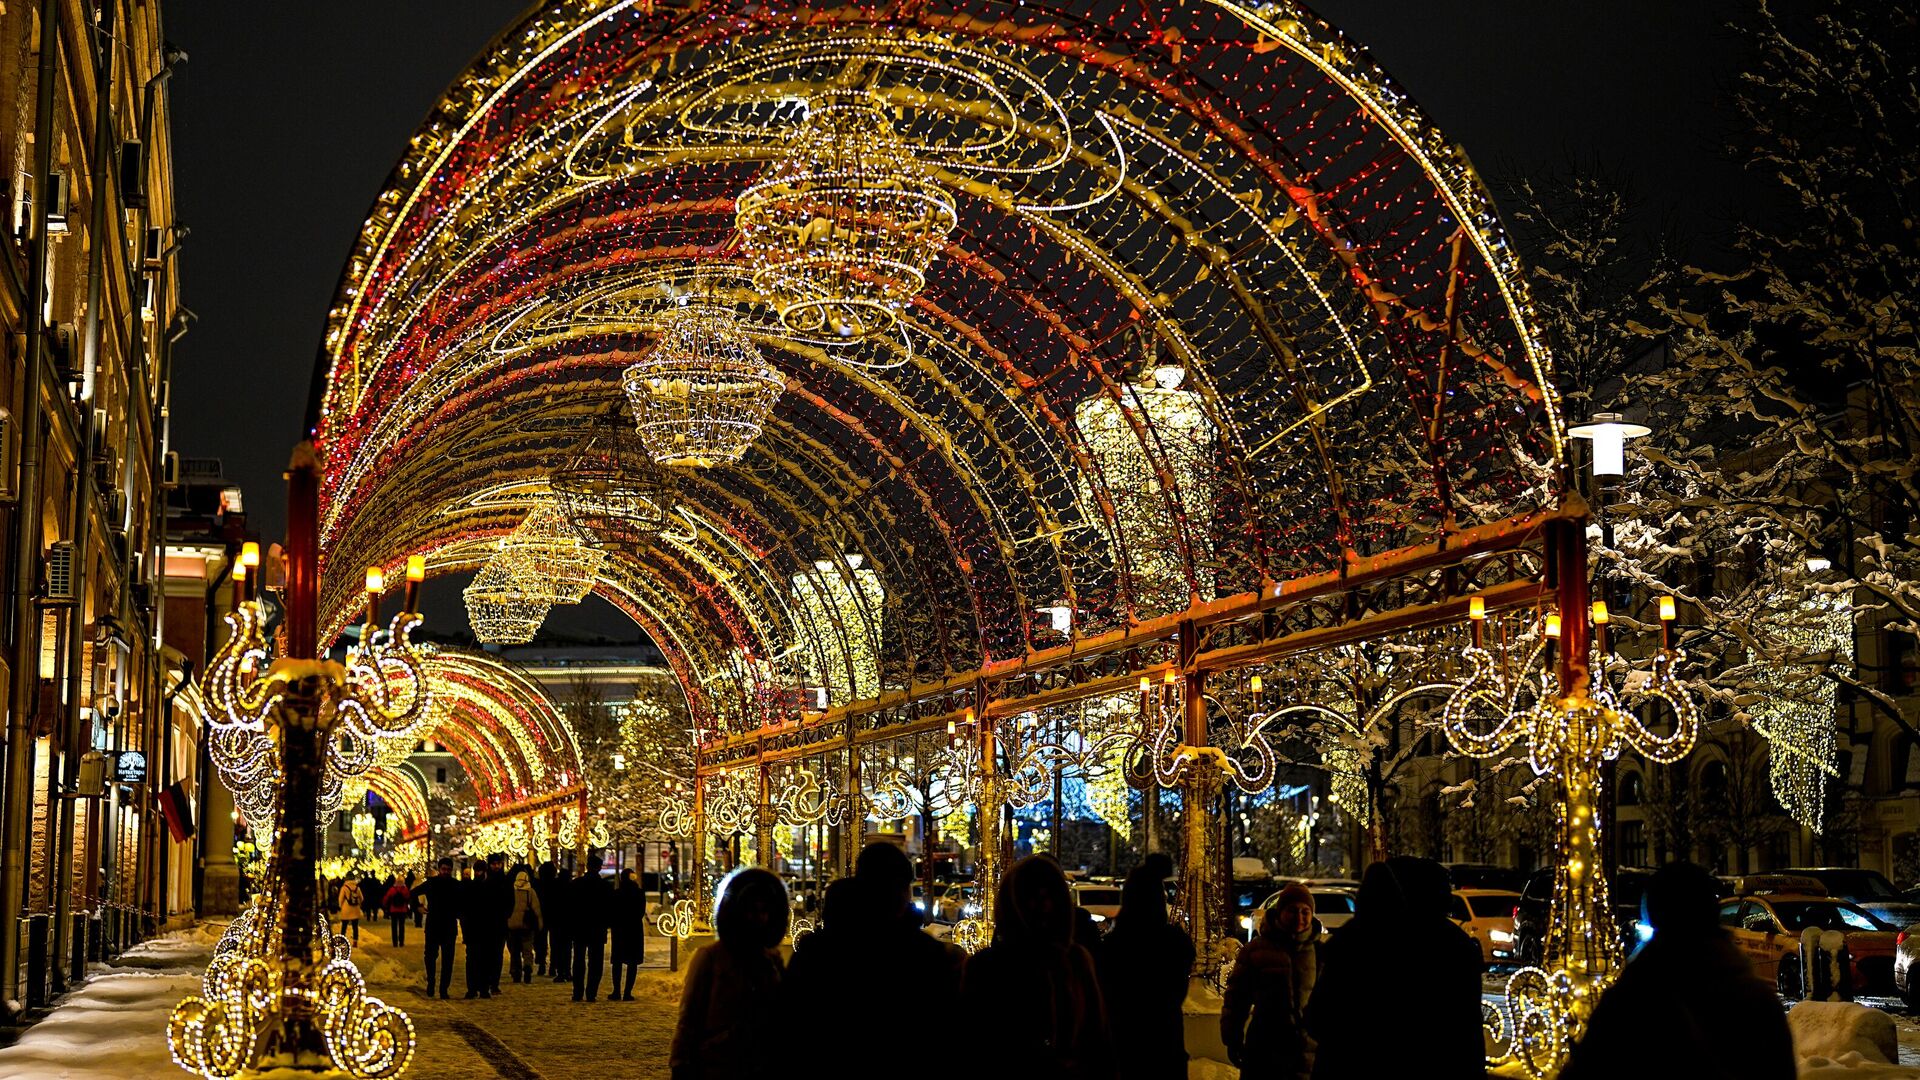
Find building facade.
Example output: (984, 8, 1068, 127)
(0, 0, 186, 1014)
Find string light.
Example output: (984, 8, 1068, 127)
(623, 301, 783, 467)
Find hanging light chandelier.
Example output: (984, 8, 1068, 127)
(736, 88, 957, 341)
(550, 407, 677, 547)
(462, 559, 551, 644)
(623, 301, 784, 467)
(495, 501, 607, 603)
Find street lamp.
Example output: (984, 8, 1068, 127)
(1568, 412, 1651, 479)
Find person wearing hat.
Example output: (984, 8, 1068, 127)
(1222, 881, 1318, 1080)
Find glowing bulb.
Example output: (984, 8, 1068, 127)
(1659, 596, 1677, 622)
(1591, 601, 1609, 625)
(1139, 677, 1151, 695)
(233, 563, 248, 582)
(1567, 412, 1651, 478)
(366, 567, 385, 593)
(1164, 671, 1177, 686)
(406, 555, 427, 582)
(1249, 674, 1263, 694)
(1545, 614, 1562, 639)
(240, 542, 260, 569)
(1468, 596, 1486, 620)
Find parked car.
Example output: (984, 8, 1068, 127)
(1511, 867, 1655, 966)
(1072, 881, 1125, 929)
(1240, 886, 1356, 940)
(1720, 873, 1830, 899)
(1891, 926, 1920, 1008)
(1779, 868, 1920, 930)
(1449, 888, 1522, 964)
(933, 882, 982, 924)
(1718, 893, 1897, 996)
(1442, 863, 1528, 893)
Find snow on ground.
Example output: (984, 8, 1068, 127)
(0, 930, 212, 1080)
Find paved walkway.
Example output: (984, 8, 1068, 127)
(0, 923, 686, 1080)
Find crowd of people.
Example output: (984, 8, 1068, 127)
(669, 851, 1797, 1080)
(324, 851, 651, 1003)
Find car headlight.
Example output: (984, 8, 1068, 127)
(1087, 912, 1106, 923)
(1489, 929, 1513, 944)
(1239, 915, 1254, 932)
(1634, 920, 1655, 943)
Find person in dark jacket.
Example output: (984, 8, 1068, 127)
(783, 844, 966, 1079)
(610, 867, 649, 1000)
(961, 855, 1114, 1080)
(570, 853, 616, 1001)
(1097, 854, 1194, 1080)
(532, 862, 554, 975)
(485, 853, 513, 993)
(539, 860, 572, 982)
(460, 861, 499, 998)
(1308, 862, 1408, 1080)
(671, 866, 787, 1080)
(1561, 862, 1793, 1080)
(415, 858, 461, 999)
(1223, 881, 1317, 1080)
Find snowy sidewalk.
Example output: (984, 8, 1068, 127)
(0, 924, 686, 1079)
(0, 927, 216, 1079)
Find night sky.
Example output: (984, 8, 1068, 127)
(161, 0, 1751, 638)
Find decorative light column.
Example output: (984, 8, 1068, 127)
(1444, 518, 1699, 1078)
(169, 446, 425, 1080)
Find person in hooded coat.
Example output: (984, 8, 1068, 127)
(961, 855, 1115, 1080)
(336, 878, 366, 944)
(671, 867, 788, 1080)
(783, 844, 965, 1079)
(382, 876, 412, 947)
(1307, 862, 1409, 1080)
(538, 860, 572, 981)
(1561, 862, 1793, 1080)
(1222, 881, 1317, 1080)
(610, 867, 649, 1000)
(505, 867, 545, 984)
(1095, 853, 1194, 1080)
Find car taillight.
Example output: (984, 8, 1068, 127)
(1512, 905, 1521, 921)
(1900, 930, 1909, 947)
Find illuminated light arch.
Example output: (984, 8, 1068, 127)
(363, 767, 432, 843)
(315, 0, 1566, 740)
(410, 648, 588, 819)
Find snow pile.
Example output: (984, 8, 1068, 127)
(1791, 1001, 1920, 1078)
(1188, 1059, 1238, 1079)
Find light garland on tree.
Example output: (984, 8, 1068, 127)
(1747, 588, 1851, 831)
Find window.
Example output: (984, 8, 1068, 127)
(1466, 893, 1520, 919)
(436, 766, 447, 783)
(1718, 901, 1748, 929)
(1618, 771, 1644, 806)
(1314, 893, 1356, 916)
(1447, 893, 1471, 921)
(1620, 820, 1647, 868)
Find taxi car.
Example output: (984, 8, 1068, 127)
(1716, 893, 1897, 996)
(1449, 888, 1522, 965)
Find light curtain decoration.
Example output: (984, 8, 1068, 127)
(1747, 588, 1851, 831)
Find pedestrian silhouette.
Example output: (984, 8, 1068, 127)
(671, 866, 788, 1080)
(1096, 853, 1193, 1080)
(505, 867, 544, 984)
(416, 858, 461, 998)
(783, 844, 965, 1079)
(1222, 881, 1316, 1079)
(610, 867, 648, 1000)
(962, 855, 1115, 1080)
(538, 860, 572, 982)
(336, 878, 365, 944)
(1561, 861, 1793, 1080)
(382, 875, 412, 947)
(570, 853, 615, 1002)
(459, 862, 498, 999)
(1307, 861, 1409, 1079)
